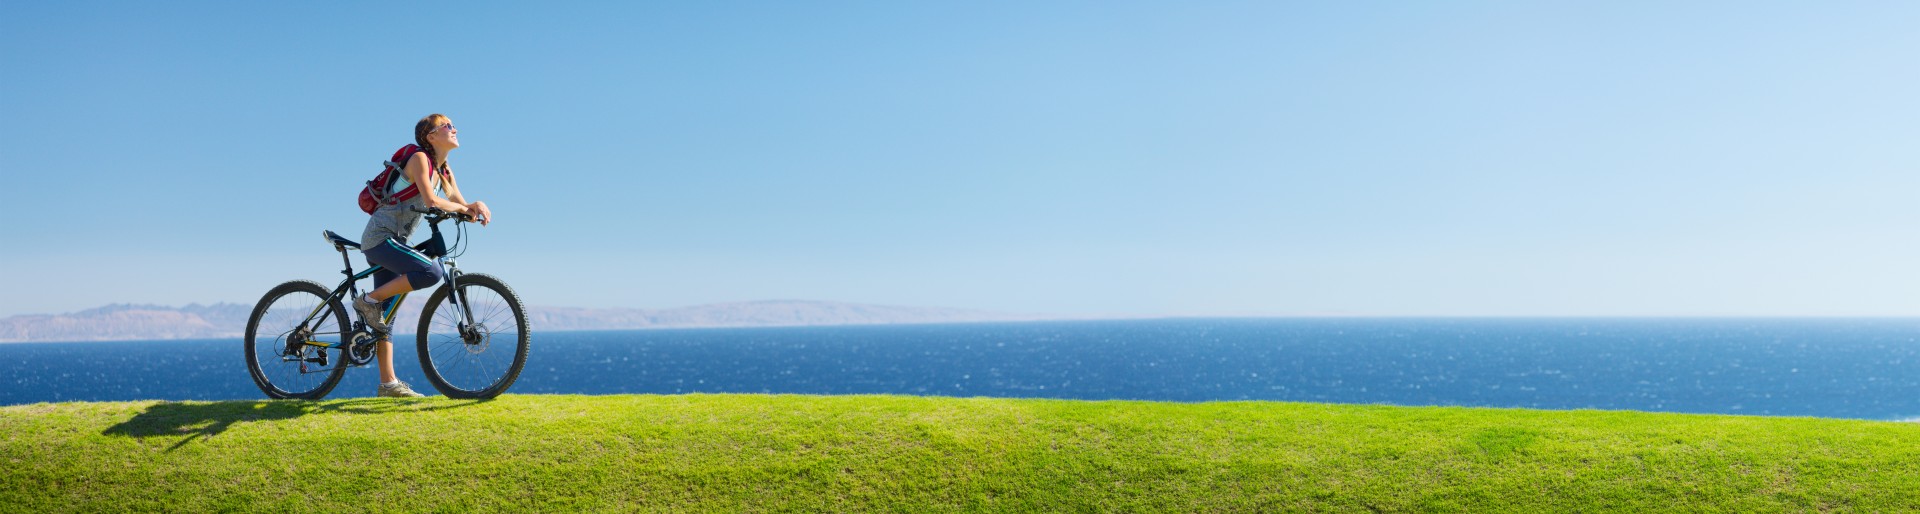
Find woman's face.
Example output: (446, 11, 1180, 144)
(427, 119, 459, 149)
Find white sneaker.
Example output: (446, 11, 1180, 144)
(377, 380, 425, 398)
(354, 295, 391, 334)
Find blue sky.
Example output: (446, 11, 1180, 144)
(3, 1, 1917, 317)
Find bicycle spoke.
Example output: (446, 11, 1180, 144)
(479, 302, 508, 328)
(475, 352, 497, 386)
(439, 343, 470, 374)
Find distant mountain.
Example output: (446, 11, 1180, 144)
(0, 303, 254, 343)
(0, 300, 1052, 343)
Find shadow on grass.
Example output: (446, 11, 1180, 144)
(102, 398, 487, 451)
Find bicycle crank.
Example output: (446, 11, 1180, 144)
(346, 329, 379, 366)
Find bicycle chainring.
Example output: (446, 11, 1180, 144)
(347, 330, 379, 366)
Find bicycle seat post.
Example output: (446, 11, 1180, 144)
(336, 242, 357, 285)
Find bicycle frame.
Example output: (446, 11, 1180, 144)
(285, 222, 474, 363)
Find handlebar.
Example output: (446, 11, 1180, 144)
(410, 206, 483, 224)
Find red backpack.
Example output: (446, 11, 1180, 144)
(357, 144, 444, 214)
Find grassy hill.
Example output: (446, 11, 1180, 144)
(4, 394, 1918, 512)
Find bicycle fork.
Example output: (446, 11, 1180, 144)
(439, 258, 482, 344)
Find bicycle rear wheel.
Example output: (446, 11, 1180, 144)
(245, 280, 350, 399)
(416, 273, 529, 399)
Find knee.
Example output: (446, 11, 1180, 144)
(405, 268, 443, 290)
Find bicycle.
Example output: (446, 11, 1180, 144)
(244, 207, 529, 400)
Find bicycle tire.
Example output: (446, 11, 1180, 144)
(245, 280, 350, 400)
(415, 273, 530, 399)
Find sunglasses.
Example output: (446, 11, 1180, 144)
(433, 123, 456, 133)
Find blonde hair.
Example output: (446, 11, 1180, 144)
(412, 113, 452, 174)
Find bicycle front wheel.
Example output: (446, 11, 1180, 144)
(245, 280, 350, 400)
(416, 273, 529, 399)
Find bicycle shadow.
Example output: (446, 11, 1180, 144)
(102, 398, 487, 452)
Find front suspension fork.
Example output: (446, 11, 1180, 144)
(439, 262, 476, 331)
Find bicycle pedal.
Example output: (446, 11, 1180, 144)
(305, 350, 329, 367)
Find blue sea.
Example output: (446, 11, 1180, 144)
(5, 318, 1920, 420)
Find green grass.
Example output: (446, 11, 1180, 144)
(5, 394, 1919, 512)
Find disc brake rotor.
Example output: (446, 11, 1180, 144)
(460, 323, 490, 354)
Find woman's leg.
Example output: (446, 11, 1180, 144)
(362, 265, 406, 383)
(358, 239, 443, 333)
(360, 241, 443, 391)
(377, 338, 399, 383)
(366, 276, 415, 302)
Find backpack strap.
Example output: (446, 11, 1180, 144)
(386, 144, 423, 171)
(386, 147, 441, 175)
(376, 145, 446, 205)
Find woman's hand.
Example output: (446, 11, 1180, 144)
(467, 201, 492, 226)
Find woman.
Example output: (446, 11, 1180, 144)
(355, 113, 494, 398)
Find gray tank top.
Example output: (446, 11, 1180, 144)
(361, 165, 447, 248)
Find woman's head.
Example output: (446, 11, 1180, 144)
(413, 114, 458, 168)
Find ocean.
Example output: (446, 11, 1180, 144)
(4, 318, 1918, 420)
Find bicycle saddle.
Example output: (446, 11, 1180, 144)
(322, 230, 362, 250)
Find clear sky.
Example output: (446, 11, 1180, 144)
(3, 1, 1917, 318)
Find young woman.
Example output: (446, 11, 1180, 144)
(356, 113, 494, 398)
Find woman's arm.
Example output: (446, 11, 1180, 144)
(442, 168, 467, 204)
(425, 158, 492, 225)
(406, 153, 469, 214)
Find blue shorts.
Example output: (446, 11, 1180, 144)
(363, 238, 444, 293)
